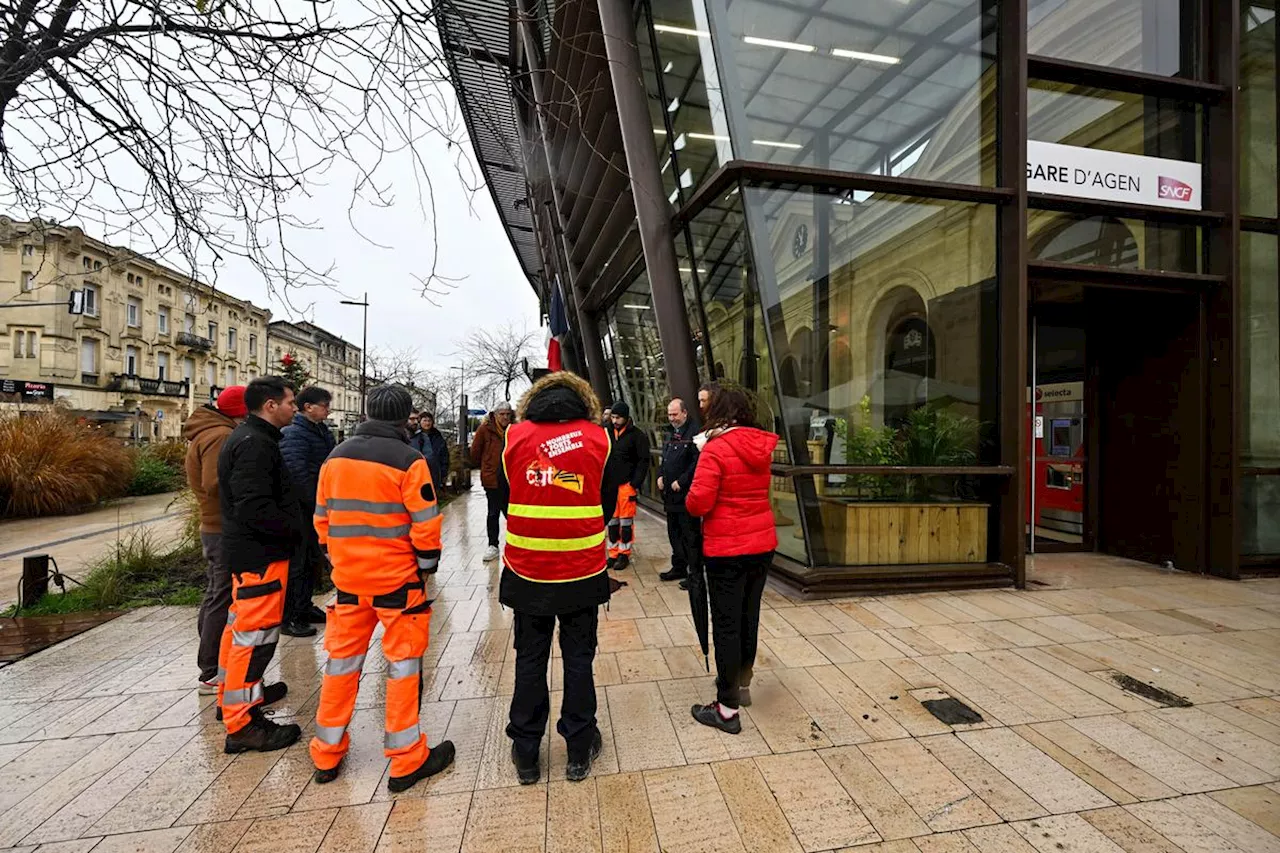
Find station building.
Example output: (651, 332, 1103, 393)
(442, 0, 1278, 591)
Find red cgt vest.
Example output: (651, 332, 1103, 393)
(501, 419, 611, 583)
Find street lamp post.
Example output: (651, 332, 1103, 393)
(339, 292, 369, 419)
(449, 363, 466, 447)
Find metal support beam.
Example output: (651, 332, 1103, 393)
(596, 0, 700, 408)
(996, 0, 1028, 587)
(1204, 0, 1242, 577)
(515, 0, 610, 399)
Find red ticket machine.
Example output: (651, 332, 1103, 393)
(1026, 381, 1085, 544)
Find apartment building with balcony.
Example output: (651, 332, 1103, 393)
(0, 217, 270, 440)
(266, 320, 363, 432)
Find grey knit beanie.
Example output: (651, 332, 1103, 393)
(367, 384, 413, 423)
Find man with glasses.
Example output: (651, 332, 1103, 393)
(280, 384, 337, 636)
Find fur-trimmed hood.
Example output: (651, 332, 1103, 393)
(516, 371, 602, 424)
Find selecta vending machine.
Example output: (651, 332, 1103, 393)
(1027, 381, 1085, 544)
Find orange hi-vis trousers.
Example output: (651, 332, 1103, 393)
(607, 485, 637, 559)
(218, 559, 289, 734)
(310, 581, 433, 778)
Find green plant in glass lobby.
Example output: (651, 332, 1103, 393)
(832, 396, 896, 499)
(833, 397, 980, 501)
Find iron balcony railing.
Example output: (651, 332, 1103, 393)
(106, 373, 191, 397)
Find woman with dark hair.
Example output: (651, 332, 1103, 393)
(683, 384, 777, 733)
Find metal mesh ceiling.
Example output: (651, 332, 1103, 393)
(438, 0, 544, 290)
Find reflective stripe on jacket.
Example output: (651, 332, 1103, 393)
(315, 420, 442, 595)
(501, 419, 610, 583)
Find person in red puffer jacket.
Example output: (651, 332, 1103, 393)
(683, 383, 777, 734)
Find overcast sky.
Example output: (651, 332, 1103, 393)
(221, 131, 543, 375)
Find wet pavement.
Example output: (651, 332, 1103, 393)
(0, 484, 1278, 852)
(0, 613, 123, 666)
(0, 493, 185, 610)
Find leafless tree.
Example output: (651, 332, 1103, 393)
(459, 322, 538, 403)
(362, 346, 444, 413)
(0, 0, 470, 304)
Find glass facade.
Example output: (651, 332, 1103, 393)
(454, 0, 1280, 584)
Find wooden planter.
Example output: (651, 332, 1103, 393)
(817, 498, 988, 565)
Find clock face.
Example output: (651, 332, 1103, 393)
(792, 224, 809, 258)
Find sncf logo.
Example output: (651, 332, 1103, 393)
(1158, 176, 1194, 203)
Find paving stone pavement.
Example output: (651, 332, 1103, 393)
(1, 485, 1278, 853)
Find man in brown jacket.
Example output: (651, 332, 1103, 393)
(184, 385, 247, 690)
(470, 401, 513, 561)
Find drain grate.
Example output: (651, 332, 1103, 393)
(1109, 671, 1192, 708)
(922, 697, 985, 726)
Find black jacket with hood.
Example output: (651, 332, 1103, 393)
(218, 414, 306, 574)
(498, 371, 612, 616)
(602, 421, 650, 516)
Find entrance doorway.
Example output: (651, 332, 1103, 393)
(1026, 281, 1206, 572)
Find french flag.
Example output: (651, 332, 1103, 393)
(547, 278, 568, 372)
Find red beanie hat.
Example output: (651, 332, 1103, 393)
(216, 385, 248, 418)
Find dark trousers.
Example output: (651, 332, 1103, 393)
(485, 484, 509, 547)
(507, 607, 599, 758)
(665, 507, 702, 575)
(285, 507, 320, 622)
(706, 552, 772, 709)
(196, 533, 231, 682)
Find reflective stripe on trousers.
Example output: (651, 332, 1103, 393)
(385, 724, 420, 750)
(232, 627, 281, 647)
(386, 658, 421, 679)
(222, 683, 263, 706)
(314, 723, 347, 746)
(325, 653, 366, 676)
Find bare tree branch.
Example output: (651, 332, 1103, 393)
(459, 321, 537, 403)
(0, 0, 467, 301)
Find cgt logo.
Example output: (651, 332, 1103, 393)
(1158, 176, 1194, 203)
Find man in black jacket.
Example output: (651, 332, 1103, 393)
(279, 385, 336, 637)
(216, 376, 306, 754)
(601, 401, 650, 572)
(657, 398, 701, 583)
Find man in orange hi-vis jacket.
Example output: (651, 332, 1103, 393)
(309, 384, 455, 793)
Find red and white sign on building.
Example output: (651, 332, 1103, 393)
(1026, 140, 1203, 211)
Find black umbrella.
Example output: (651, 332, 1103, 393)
(686, 563, 710, 672)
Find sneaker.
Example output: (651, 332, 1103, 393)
(482, 546, 499, 562)
(305, 604, 327, 624)
(281, 620, 317, 638)
(691, 702, 742, 735)
(739, 687, 752, 708)
(659, 567, 688, 582)
(388, 740, 456, 793)
(198, 679, 219, 695)
(215, 681, 287, 722)
(613, 554, 630, 571)
(224, 712, 302, 753)
(313, 761, 342, 784)
(511, 743, 540, 785)
(565, 730, 603, 782)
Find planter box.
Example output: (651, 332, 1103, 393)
(817, 498, 988, 565)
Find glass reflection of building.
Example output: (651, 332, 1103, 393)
(443, 0, 1280, 592)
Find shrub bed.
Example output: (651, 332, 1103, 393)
(0, 410, 133, 517)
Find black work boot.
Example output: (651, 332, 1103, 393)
(313, 759, 342, 784)
(606, 556, 618, 571)
(388, 740, 456, 793)
(215, 681, 287, 722)
(659, 567, 688, 582)
(511, 743, 540, 785)
(224, 711, 302, 753)
(613, 554, 630, 571)
(281, 620, 317, 638)
(565, 730, 603, 782)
